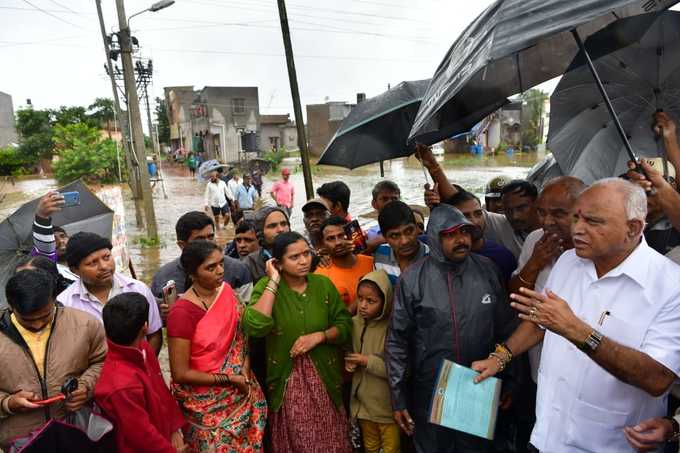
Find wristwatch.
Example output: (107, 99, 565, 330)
(664, 416, 680, 442)
(577, 329, 604, 353)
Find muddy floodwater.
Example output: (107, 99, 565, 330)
(0, 152, 538, 284)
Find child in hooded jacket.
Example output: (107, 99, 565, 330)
(345, 270, 400, 453)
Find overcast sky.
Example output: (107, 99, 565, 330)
(0, 0, 500, 128)
(3, 1, 678, 131)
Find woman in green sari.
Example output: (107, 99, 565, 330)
(243, 231, 352, 453)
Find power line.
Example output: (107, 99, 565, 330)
(45, 0, 79, 14)
(18, 0, 86, 28)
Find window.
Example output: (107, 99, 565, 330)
(233, 98, 245, 114)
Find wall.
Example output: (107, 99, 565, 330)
(0, 92, 17, 148)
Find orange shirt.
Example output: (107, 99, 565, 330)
(315, 255, 374, 308)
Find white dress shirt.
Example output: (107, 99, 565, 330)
(531, 238, 680, 453)
(514, 228, 552, 383)
(204, 179, 232, 208)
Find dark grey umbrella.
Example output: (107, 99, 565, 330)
(548, 11, 680, 184)
(408, 0, 678, 147)
(0, 180, 114, 307)
(317, 80, 430, 169)
(526, 154, 565, 188)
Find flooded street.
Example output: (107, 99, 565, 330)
(1, 152, 537, 284)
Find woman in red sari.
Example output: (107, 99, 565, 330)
(167, 240, 267, 452)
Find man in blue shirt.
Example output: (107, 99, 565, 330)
(235, 173, 258, 211)
(373, 201, 429, 285)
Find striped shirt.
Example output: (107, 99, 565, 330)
(373, 241, 429, 285)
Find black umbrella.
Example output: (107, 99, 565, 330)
(317, 80, 430, 169)
(12, 418, 115, 452)
(548, 11, 680, 183)
(408, 0, 679, 147)
(0, 180, 114, 307)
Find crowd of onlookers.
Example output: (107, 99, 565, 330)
(2, 112, 680, 452)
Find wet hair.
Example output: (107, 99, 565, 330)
(235, 220, 256, 235)
(103, 293, 149, 346)
(317, 181, 350, 212)
(15, 255, 71, 297)
(319, 216, 347, 238)
(443, 190, 480, 207)
(371, 180, 400, 201)
(501, 180, 538, 200)
(378, 200, 416, 234)
(180, 239, 222, 277)
(53, 226, 66, 235)
(5, 269, 53, 315)
(176, 211, 215, 242)
(272, 231, 308, 261)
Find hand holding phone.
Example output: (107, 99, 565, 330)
(61, 191, 80, 208)
(162, 280, 178, 308)
(343, 220, 367, 253)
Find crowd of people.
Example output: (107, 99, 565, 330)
(2, 113, 680, 453)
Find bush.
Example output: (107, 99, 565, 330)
(53, 139, 123, 185)
(0, 146, 34, 176)
(263, 147, 286, 172)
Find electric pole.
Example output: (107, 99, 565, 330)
(95, 0, 144, 228)
(277, 0, 314, 199)
(115, 0, 159, 239)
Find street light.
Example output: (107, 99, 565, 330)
(128, 0, 175, 23)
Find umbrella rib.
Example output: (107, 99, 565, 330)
(337, 100, 422, 137)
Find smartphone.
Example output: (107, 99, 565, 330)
(61, 191, 80, 208)
(33, 394, 66, 406)
(162, 280, 178, 308)
(343, 220, 367, 253)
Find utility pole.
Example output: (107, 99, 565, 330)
(277, 0, 314, 199)
(115, 0, 159, 239)
(95, 0, 144, 228)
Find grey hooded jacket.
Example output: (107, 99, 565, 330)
(385, 204, 519, 418)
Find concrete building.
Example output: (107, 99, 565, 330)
(164, 86, 195, 153)
(191, 86, 259, 163)
(165, 86, 260, 163)
(0, 91, 17, 148)
(306, 101, 354, 157)
(260, 114, 298, 152)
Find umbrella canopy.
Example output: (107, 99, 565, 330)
(548, 11, 680, 184)
(408, 0, 679, 146)
(197, 159, 229, 181)
(526, 154, 565, 188)
(317, 80, 430, 169)
(0, 180, 113, 307)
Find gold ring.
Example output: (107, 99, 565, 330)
(529, 307, 537, 317)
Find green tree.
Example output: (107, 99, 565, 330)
(15, 108, 54, 161)
(0, 146, 33, 176)
(88, 98, 116, 139)
(154, 97, 170, 145)
(520, 89, 549, 149)
(52, 123, 123, 184)
(51, 106, 97, 128)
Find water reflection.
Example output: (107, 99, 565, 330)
(0, 152, 537, 283)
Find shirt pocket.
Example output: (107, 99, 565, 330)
(565, 398, 630, 453)
(599, 315, 646, 350)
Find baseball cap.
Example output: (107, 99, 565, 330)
(485, 176, 511, 198)
(302, 197, 330, 213)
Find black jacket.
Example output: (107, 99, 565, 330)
(385, 204, 519, 416)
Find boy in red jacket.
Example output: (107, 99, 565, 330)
(95, 293, 186, 452)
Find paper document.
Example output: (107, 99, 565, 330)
(429, 359, 501, 440)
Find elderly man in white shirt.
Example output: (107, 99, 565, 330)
(473, 178, 680, 453)
(509, 176, 586, 383)
(204, 170, 233, 229)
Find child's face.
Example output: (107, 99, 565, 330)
(357, 282, 384, 320)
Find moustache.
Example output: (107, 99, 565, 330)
(452, 245, 470, 253)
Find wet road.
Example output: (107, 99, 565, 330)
(0, 152, 537, 283)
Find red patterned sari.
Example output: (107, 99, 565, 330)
(171, 283, 267, 452)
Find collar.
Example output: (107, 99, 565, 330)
(105, 339, 147, 369)
(583, 237, 652, 289)
(79, 273, 128, 304)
